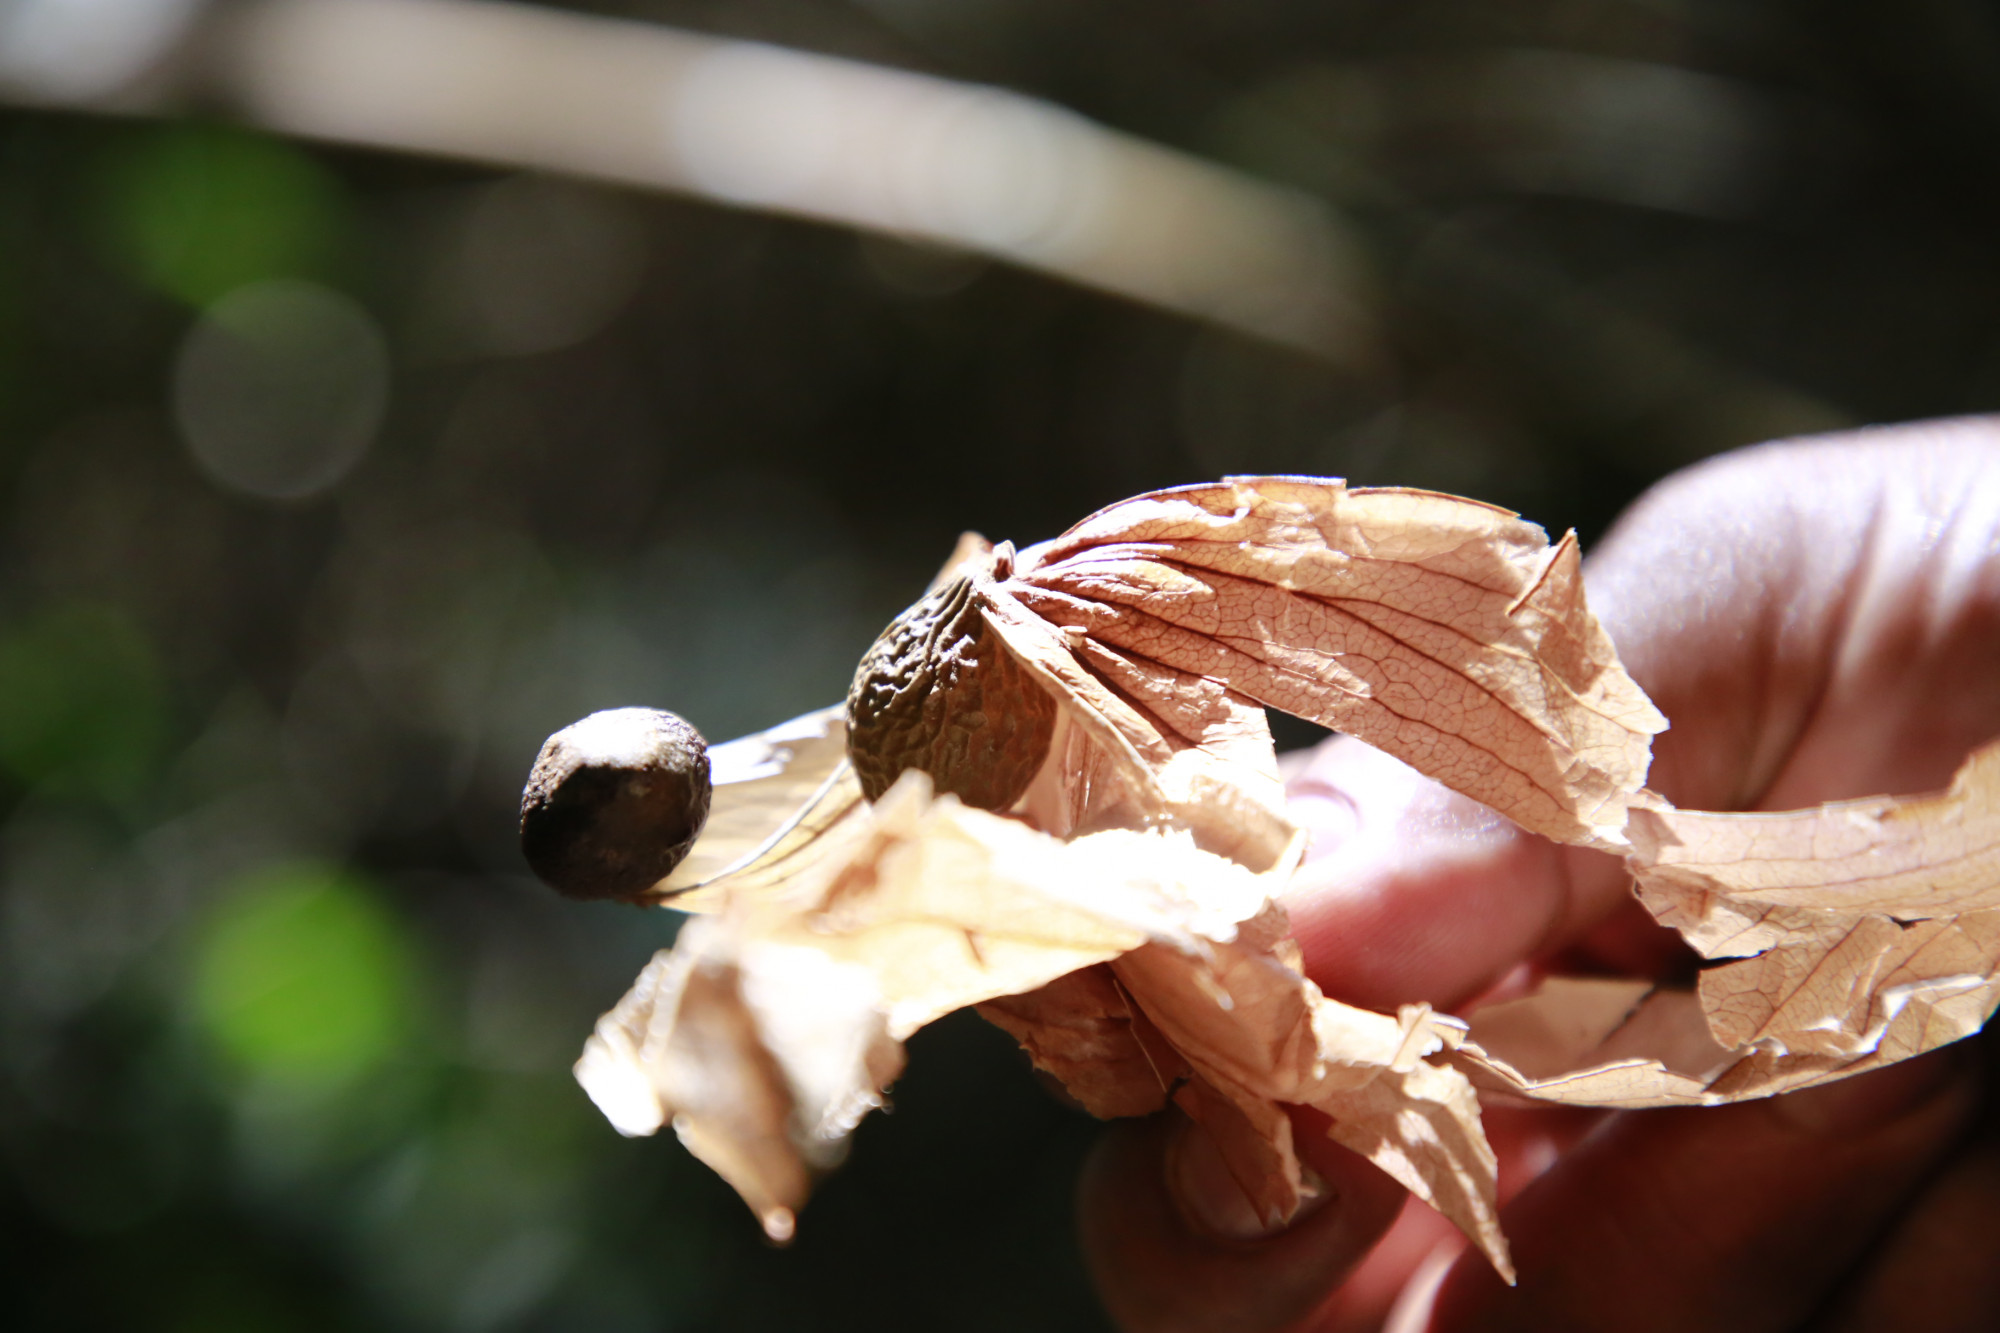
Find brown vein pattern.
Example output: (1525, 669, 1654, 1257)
(1009, 477, 1663, 850)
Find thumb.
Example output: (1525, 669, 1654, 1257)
(1079, 1106, 1407, 1333)
(1280, 736, 1643, 1012)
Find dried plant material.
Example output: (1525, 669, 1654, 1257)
(520, 708, 713, 901)
(848, 568, 1058, 807)
(652, 705, 865, 912)
(1627, 738, 2000, 1090)
(565, 476, 1671, 1279)
(560, 473, 2000, 1284)
(1630, 740, 2000, 943)
(843, 477, 1665, 866)
(579, 772, 1300, 1240)
(662, 707, 846, 883)
(999, 479, 1666, 852)
(975, 885, 1512, 1271)
(1462, 740, 2000, 1110)
(1110, 928, 1509, 1275)
(979, 585, 1297, 871)
(977, 966, 1177, 1119)
(653, 534, 1005, 908)
(1458, 982, 1729, 1109)
(574, 925, 887, 1241)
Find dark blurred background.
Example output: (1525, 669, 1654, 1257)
(1, 0, 1998, 1329)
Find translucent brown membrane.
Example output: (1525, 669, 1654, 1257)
(1465, 741, 2000, 1105)
(570, 477, 1999, 1282)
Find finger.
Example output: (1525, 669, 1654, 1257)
(1301, 1103, 1603, 1333)
(1308, 1198, 1458, 1333)
(1817, 1038, 2000, 1333)
(1079, 1108, 1406, 1333)
(1817, 1136, 2000, 1332)
(1077, 1100, 1600, 1333)
(1585, 422, 2000, 810)
(1417, 1048, 1981, 1333)
(1281, 430, 2000, 1008)
(1281, 737, 1658, 1010)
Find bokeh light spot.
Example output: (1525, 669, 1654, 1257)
(172, 278, 389, 500)
(193, 863, 417, 1090)
(451, 175, 648, 357)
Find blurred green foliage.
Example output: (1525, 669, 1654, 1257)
(97, 123, 348, 308)
(193, 864, 418, 1089)
(0, 603, 167, 800)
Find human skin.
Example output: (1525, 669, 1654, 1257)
(1078, 418, 2000, 1332)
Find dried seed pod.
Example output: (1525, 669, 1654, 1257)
(846, 571, 1056, 809)
(521, 708, 711, 901)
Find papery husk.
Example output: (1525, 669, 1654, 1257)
(1462, 739, 2000, 1109)
(1001, 478, 1666, 853)
(578, 772, 1289, 1241)
(648, 704, 864, 913)
(570, 475, 2000, 1284)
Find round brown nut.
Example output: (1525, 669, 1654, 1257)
(846, 572, 1055, 810)
(519, 708, 711, 901)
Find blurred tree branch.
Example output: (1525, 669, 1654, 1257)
(0, 0, 1854, 460)
(0, 0, 1382, 364)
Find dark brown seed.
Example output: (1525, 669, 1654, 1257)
(520, 708, 711, 901)
(846, 574, 1056, 809)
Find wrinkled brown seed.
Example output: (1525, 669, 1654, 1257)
(846, 572, 1056, 809)
(520, 708, 711, 900)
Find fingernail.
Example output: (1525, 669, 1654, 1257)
(1289, 780, 1359, 863)
(1775, 1048, 1966, 1137)
(1166, 1119, 1327, 1242)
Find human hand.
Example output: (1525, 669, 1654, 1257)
(1079, 418, 2000, 1332)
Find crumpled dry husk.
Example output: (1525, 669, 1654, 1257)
(571, 477, 2000, 1281)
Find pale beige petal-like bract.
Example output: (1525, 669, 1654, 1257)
(1463, 742, 2000, 1113)
(573, 475, 1676, 1278)
(579, 773, 1300, 1239)
(652, 704, 865, 912)
(1008, 478, 1665, 851)
(570, 475, 2000, 1285)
